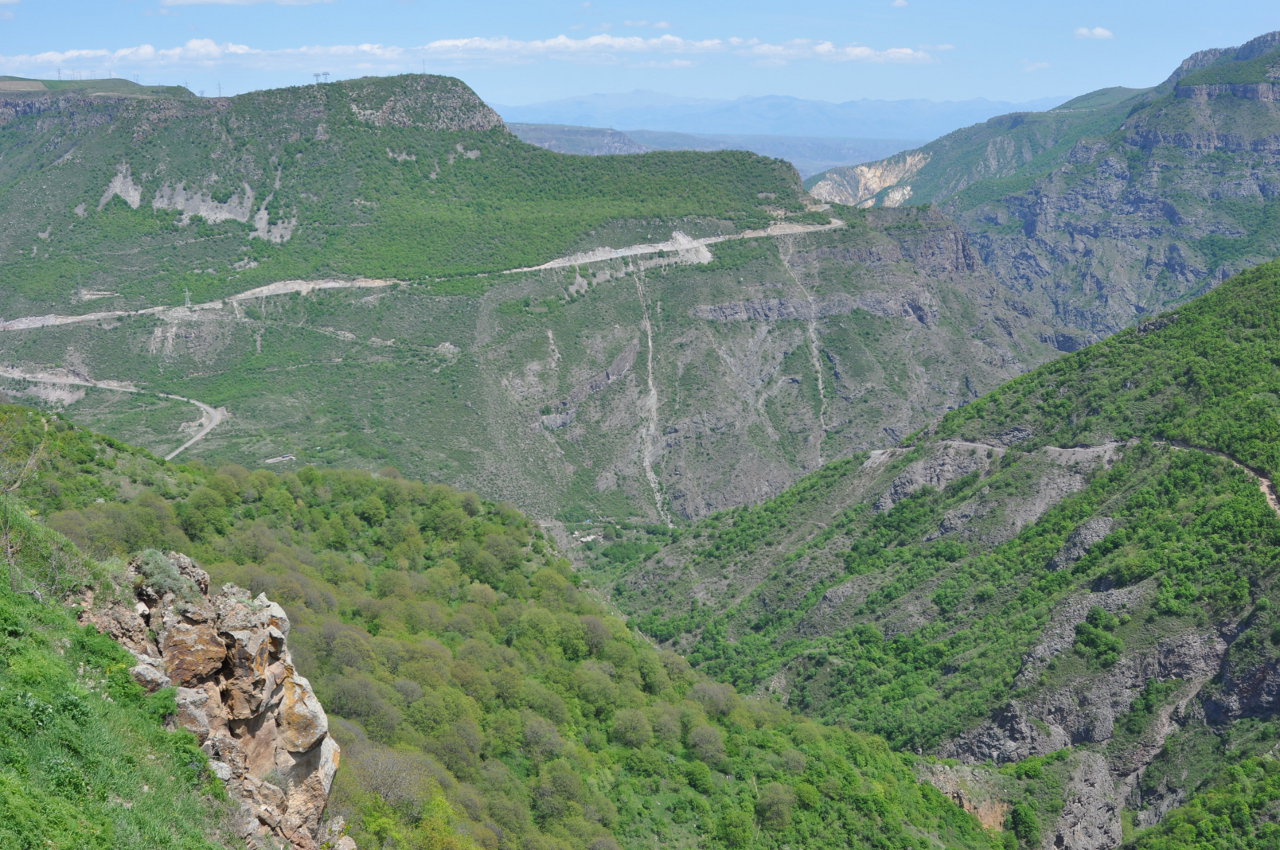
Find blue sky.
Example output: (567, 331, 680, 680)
(0, 1, 1276, 105)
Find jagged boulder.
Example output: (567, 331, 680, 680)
(80, 551, 351, 850)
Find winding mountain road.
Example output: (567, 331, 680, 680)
(0, 218, 843, 461)
(506, 217, 844, 273)
(0, 366, 224, 460)
(1167, 439, 1280, 519)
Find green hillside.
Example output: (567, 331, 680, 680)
(0, 74, 803, 316)
(0, 421, 237, 848)
(0, 407, 1000, 849)
(0, 202, 1053, 525)
(588, 258, 1280, 845)
(0, 73, 1058, 526)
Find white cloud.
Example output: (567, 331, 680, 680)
(891, 0, 908, 6)
(0, 33, 934, 77)
(19, 38, 257, 67)
(416, 33, 725, 59)
(1022, 60, 1050, 73)
(743, 39, 931, 64)
(1074, 26, 1114, 40)
(0, 1, 20, 5)
(636, 59, 694, 69)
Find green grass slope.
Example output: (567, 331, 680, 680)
(0, 435, 237, 848)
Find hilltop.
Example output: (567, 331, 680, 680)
(0, 73, 804, 316)
(0, 73, 1058, 523)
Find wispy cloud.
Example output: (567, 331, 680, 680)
(1074, 26, 1114, 40)
(891, 0, 908, 7)
(636, 59, 694, 69)
(740, 38, 932, 65)
(0, 33, 934, 78)
(415, 33, 726, 60)
(1022, 60, 1050, 73)
(16, 38, 255, 67)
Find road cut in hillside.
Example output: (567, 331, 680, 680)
(0, 365, 224, 460)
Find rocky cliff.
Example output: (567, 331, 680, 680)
(80, 551, 351, 850)
(808, 31, 1280, 345)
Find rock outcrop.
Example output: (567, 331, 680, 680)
(914, 763, 1011, 830)
(808, 151, 929, 207)
(80, 551, 350, 850)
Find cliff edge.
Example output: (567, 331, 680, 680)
(79, 551, 352, 850)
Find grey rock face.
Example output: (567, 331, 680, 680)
(80, 552, 342, 850)
(1054, 752, 1124, 850)
(945, 631, 1225, 764)
(875, 440, 1003, 512)
(1048, 517, 1119, 571)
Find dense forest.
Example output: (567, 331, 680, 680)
(0, 407, 998, 849)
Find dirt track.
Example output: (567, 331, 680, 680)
(0, 365, 223, 460)
(0, 220, 844, 461)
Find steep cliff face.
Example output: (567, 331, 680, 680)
(808, 32, 1280, 344)
(807, 152, 929, 207)
(0, 205, 1057, 524)
(81, 551, 350, 850)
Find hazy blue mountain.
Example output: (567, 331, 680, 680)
(495, 91, 1066, 140)
(507, 122, 922, 177)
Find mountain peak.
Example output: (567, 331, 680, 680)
(1164, 29, 1280, 85)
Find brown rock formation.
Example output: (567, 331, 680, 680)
(80, 551, 350, 850)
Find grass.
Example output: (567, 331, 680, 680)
(0, 506, 235, 849)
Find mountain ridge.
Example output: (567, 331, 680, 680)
(496, 91, 1067, 140)
(809, 30, 1280, 347)
(0, 72, 1061, 523)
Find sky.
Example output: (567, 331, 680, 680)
(0, 1, 1276, 106)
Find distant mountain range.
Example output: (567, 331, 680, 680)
(495, 91, 1067, 140)
(507, 123, 923, 177)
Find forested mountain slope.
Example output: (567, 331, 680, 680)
(0, 205, 1054, 523)
(810, 31, 1280, 349)
(590, 258, 1280, 847)
(0, 406, 1002, 850)
(0, 73, 804, 316)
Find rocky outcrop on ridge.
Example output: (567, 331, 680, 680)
(80, 551, 351, 850)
